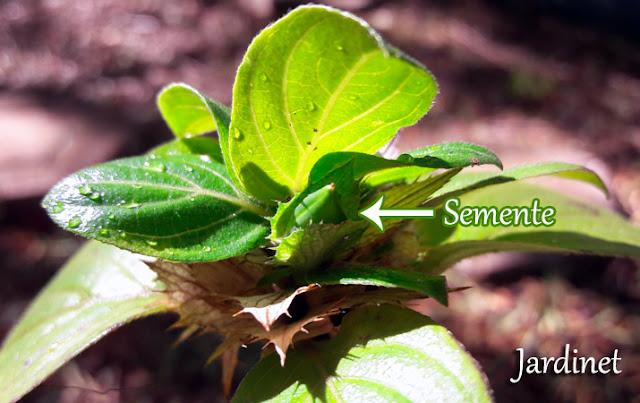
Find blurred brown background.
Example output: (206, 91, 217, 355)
(1, 0, 639, 401)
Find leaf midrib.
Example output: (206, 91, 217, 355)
(86, 180, 267, 216)
(282, 17, 329, 154)
(122, 210, 241, 240)
(293, 49, 380, 191)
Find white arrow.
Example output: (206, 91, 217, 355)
(359, 194, 435, 232)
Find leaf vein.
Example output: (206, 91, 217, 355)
(294, 49, 380, 190)
(283, 17, 329, 153)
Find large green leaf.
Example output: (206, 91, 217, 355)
(417, 182, 640, 274)
(225, 5, 438, 202)
(233, 305, 491, 402)
(42, 154, 270, 262)
(157, 82, 231, 140)
(0, 242, 169, 403)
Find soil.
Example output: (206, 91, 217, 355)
(1, 0, 639, 402)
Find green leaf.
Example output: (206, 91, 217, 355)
(362, 142, 502, 188)
(397, 141, 503, 170)
(147, 136, 224, 164)
(233, 305, 491, 403)
(271, 142, 500, 239)
(426, 161, 607, 207)
(307, 143, 500, 186)
(225, 5, 438, 201)
(0, 242, 169, 403)
(305, 267, 448, 305)
(42, 154, 270, 262)
(157, 82, 231, 139)
(417, 182, 640, 274)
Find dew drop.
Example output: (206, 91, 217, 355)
(52, 202, 64, 214)
(98, 229, 109, 236)
(307, 101, 317, 112)
(203, 246, 212, 252)
(122, 201, 141, 208)
(119, 232, 127, 238)
(259, 73, 268, 81)
(336, 44, 344, 51)
(108, 214, 116, 220)
(233, 128, 243, 140)
(263, 121, 271, 130)
(145, 160, 166, 172)
(145, 239, 158, 246)
(185, 165, 194, 172)
(349, 95, 358, 100)
(68, 216, 82, 228)
(89, 192, 101, 201)
(78, 184, 92, 196)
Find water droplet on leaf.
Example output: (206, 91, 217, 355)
(122, 201, 141, 208)
(145, 160, 166, 172)
(52, 202, 64, 213)
(349, 95, 358, 100)
(259, 73, 268, 81)
(307, 101, 316, 112)
(108, 214, 115, 220)
(185, 165, 193, 172)
(89, 192, 101, 201)
(78, 184, 92, 196)
(145, 239, 158, 246)
(233, 128, 243, 140)
(203, 246, 212, 252)
(263, 121, 271, 130)
(68, 216, 81, 228)
(98, 229, 109, 236)
(336, 44, 344, 51)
